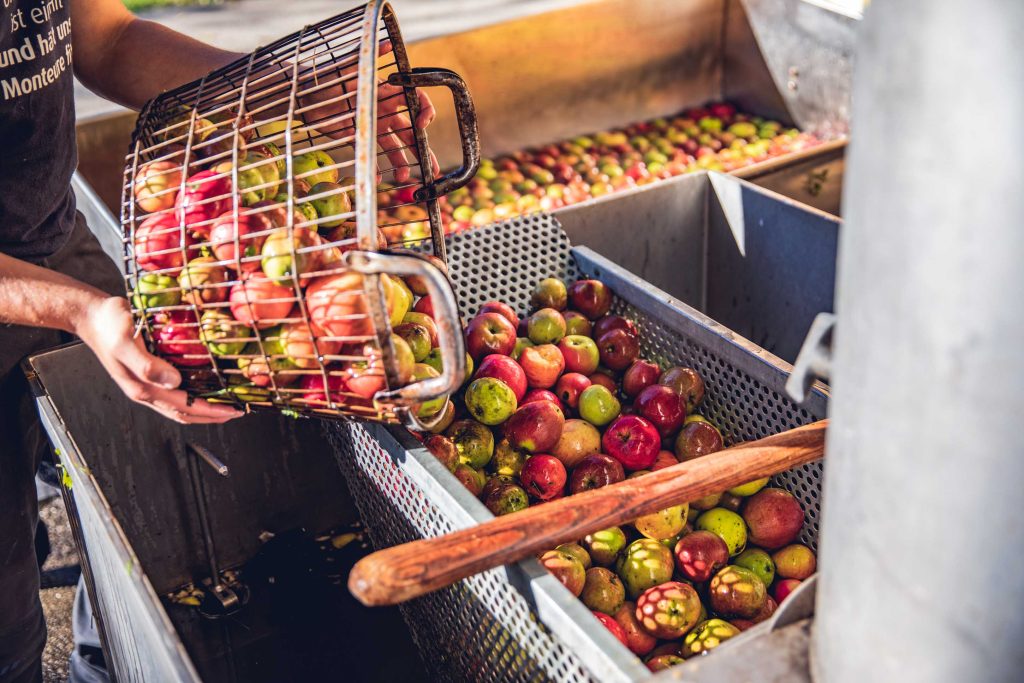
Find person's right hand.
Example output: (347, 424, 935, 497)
(76, 296, 241, 424)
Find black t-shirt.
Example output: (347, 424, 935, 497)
(0, 0, 77, 262)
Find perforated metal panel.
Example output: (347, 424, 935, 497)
(329, 214, 827, 681)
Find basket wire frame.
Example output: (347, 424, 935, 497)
(119, 2, 469, 425)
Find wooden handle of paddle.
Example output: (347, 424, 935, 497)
(349, 419, 827, 606)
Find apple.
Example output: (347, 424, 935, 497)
(229, 273, 295, 328)
(742, 488, 805, 549)
(482, 475, 516, 501)
(602, 415, 660, 470)
(454, 463, 486, 497)
(519, 455, 566, 501)
(588, 371, 619, 394)
(478, 301, 519, 329)
(425, 434, 459, 472)
(772, 544, 816, 580)
(305, 271, 382, 340)
(636, 581, 701, 639)
(593, 314, 638, 341)
(154, 311, 206, 366)
(502, 400, 564, 453)
(539, 549, 586, 597)
(696, 508, 748, 556)
(446, 419, 495, 469)
(403, 312, 439, 347)
(550, 418, 601, 468)
(583, 526, 627, 567)
(580, 567, 626, 615)
(512, 337, 534, 360)
(708, 565, 767, 619)
(553, 373, 590, 412)
(651, 450, 678, 471)
(774, 578, 802, 603)
(207, 209, 271, 273)
(403, 254, 447, 297)
(134, 160, 182, 213)
(613, 602, 657, 656)
(635, 384, 686, 437)
(464, 377, 518, 426)
(569, 453, 625, 494)
(132, 273, 180, 310)
(465, 312, 517, 360)
(617, 539, 674, 600)
(413, 294, 434, 318)
(557, 335, 600, 375)
(527, 308, 567, 345)
(568, 279, 613, 319)
(475, 354, 528, 402)
(682, 618, 742, 658)
(307, 181, 353, 228)
(674, 420, 725, 462)
(634, 504, 687, 541)
(274, 320, 341, 369)
(211, 160, 266, 206)
(518, 344, 565, 389)
(592, 612, 629, 648)
(673, 530, 730, 582)
(735, 548, 776, 587)
(520, 388, 562, 407)
(659, 366, 706, 413)
(298, 371, 347, 406)
(578, 385, 621, 427)
(292, 150, 339, 186)
(261, 227, 320, 281)
(563, 311, 593, 337)
(597, 328, 640, 371)
(427, 399, 456, 434)
(134, 213, 196, 275)
(484, 483, 529, 516)
(622, 359, 661, 398)
(394, 322, 432, 362)
(488, 438, 528, 478)
(345, 359, 386, 399)
(530, 278, 568, 311)
(646, 655, 684, 672)
(175, 170, 231, 235)
(556, 543, 592, 570)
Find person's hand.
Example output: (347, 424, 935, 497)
(296, 40, 440, 183)
(76, 296, 241, 425)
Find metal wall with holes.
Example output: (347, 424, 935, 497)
(328, 214, 828, 681)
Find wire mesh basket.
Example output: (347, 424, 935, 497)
(120, 1, 480, 428)
(328, 214, 830, 681)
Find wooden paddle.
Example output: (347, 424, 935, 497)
(349, 419, 827, 606)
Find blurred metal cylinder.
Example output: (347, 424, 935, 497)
(814, 2, 1024, 682)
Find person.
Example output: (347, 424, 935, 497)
(0, 2, 434, 681)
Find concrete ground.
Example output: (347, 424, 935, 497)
(39, 497, 79, 683)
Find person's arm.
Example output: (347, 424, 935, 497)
(0, 254, 239, 424)
(71, 0, 243, 110)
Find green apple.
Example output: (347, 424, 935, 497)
(411, 363, 445, 418)
(292, 150, 338, 186)
(307, 181, 352, 228)
(199, 310, 248, 356)
(527, 308, 567, 345)
(132, 273, 180, 309)
(734, 548, 776, 587)
(394, 323, 432, 362)
(464, 377, 518, 426)
(513, 337, 534, 360)
(696, 508, 748, 556)
(578, 385, 621, 427)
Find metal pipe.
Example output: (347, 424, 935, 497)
(813, 3, 1024, 682)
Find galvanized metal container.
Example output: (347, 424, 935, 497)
(327, 214, 830, 682)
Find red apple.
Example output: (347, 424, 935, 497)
(502, 400, 565, 453)
(479, 301, 519, 329)
(613, 602, 657, 656)
(475, 354, 528, 402)
(134, 213, 196, 276)
(659, 366, 706, 413)
(518, 344, 565, 389)
(602, 415, 660, 470)
(558, 335, 600, 375)
(569, 453, 625, 494)
(651, 450, 678, 471)
(154, 310, 207, 366)
(592, 611, 629, 648)
(593, 314, 638, 341)
(554, 373, 591, 412)
(519, 454, 567, 500)
(635, 384, 687, 437)
(521, 389, 564, 413)
(597, 329, 640, 371)
(229, 273, 296, 328)
(622, 359, 661, 398)
(673, 530, 730, 583)
(465, 312, 517, 360)
(743, 488, 805, 549)
(209, 209, 273, 273)
(774, 579, 802, 603)
(588, 371, 619, 394)
(413, 294, 434, 319)
(568, 279, 613, 320)
(175, 170, 230, 236)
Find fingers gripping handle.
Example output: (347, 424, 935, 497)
(387, 68, 480, 200)
(345, 251, 466, 416)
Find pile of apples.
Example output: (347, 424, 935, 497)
(378, 102, 822, 238)
(129, 113, 445, 413)
(419, 275, 816, 671)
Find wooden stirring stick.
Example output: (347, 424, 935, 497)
(349, 419, 827, 606)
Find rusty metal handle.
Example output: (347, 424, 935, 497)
(344, 250, 466, 427)
(387, 68, 480, 201)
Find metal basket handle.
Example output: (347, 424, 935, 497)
(387, 68, 480, 201)
(343, 250, 466, 422)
